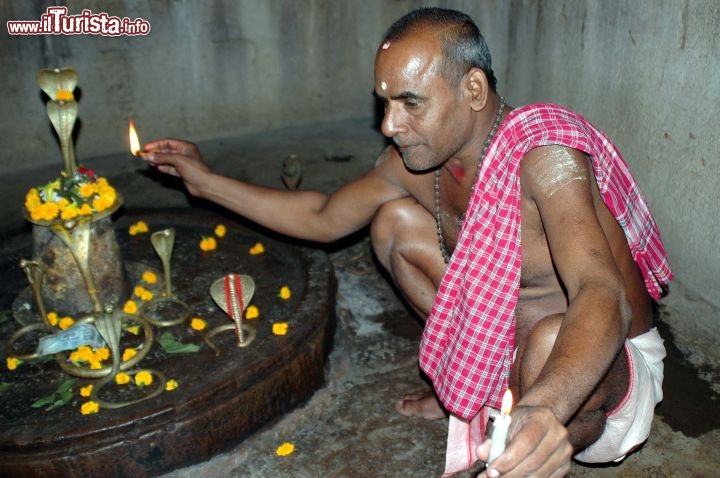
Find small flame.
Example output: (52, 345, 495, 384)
(128, 118, 141, 156)
(500, 389, 513, 415)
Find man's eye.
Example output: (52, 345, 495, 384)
(405, 101, 420, 108)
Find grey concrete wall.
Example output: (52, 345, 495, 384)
(1, 0, 718, 309)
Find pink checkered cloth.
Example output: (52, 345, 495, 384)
(419, 103, 673, 422)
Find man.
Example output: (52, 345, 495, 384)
(146, 7, 671, 477)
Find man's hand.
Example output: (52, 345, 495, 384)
(144, 138, 212, 197)
(476, 405, 572, 477)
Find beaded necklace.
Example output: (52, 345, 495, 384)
(435, 96, 506, 263)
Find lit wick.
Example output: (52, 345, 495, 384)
(488, 389, 513, 464)
(128, 118, 149, 159)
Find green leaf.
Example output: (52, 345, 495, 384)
(31, 395, 55, 409)
(158, 331, 200, 354)
(57, 379, 76, 394)
(0, 382, 11, 393)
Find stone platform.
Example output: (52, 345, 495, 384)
(0, 208, 335, 477)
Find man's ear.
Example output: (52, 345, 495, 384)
(466, 69, 489, 111)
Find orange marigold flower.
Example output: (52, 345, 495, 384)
(245, 305, 260, 319)
(142, 271, 157, 284)
(46, 311, 59, 326)
(135, 370, 153, 387)
(214, 224, 227, 237)
(58, 316, 75, 330)
(80, 401, 100, 415)
(25, 188, 41, 210)
(272, 322, 289, 336)
(279, 286, 292, 300)
(199, 236, 217, 251)
(165, 379, 179, 391)
(115, 372, 131, 385)
(190, 317, 207, 331)
(276, 442, 295, 456)
(123, 300, 138, 314)
(6, 357, 20, 370)
(80, 384, 93, 397)
(55, 89, 75, 101)
(249, 242, 265, 255)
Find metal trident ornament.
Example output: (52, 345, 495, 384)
(206, 274, 257, 355)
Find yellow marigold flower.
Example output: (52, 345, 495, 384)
(214, 224, 227, 237)
(123, 300, 138, 314)
(60, 205, 79, 220)
(34, 202, 60, 221)
(58, 316, 75, 330)
(81, 401, 100, 415)
(279, 286, 292, 300)
(142, 271, 157, 284)
(70, 345, 94, 363)
(6, 357, 20, 370)
(125, 325, 140, 335)
(272, 322, 289, 336)
(92, 195, 114, 212)
(88, 360, 103, 370)
(166, 379, 179, 391)
(245, 305, 260, 319)
(199, 236, 217, 251)
(249, 242, 265, 255)
(135, 370, 153, 387)
(79, 182, 96, 198)
(47, 311, 59, 326)
(134, 285, 153, 301)
(115, 372, 131, 385)
(55, 89, 75, 101)
(57, 197, 70, 209)
(80, 384, 93, 397)
(94, 347, 110, 361)
(190, 317, 207, 331)
(25, 188, 41, 210)
(129, 220, 149, 235)
(78, 203, 93, 216)
(122, 348, 138, 362)
(276, 442, 295, 456)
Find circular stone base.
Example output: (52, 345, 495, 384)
(0, 208, 336, 477)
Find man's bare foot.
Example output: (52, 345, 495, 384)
(395, 390, 447, 419)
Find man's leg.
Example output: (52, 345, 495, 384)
(511, 314, 630, 451)
(370, 197, 446, 317)
(370, 197, 448, 419)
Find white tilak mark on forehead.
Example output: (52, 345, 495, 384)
(380, 81, 387, 91)
(534, 149, 589, 198)
(382, 41, 390, 50)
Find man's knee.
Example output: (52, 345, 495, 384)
(370, 198, 420, 265)
(515, 314, 563, 392)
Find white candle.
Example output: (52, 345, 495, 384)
(488, 389, 513, 463)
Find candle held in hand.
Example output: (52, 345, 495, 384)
(488, 389, 513, 463)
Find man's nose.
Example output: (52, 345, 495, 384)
(381, 103, 406, 138)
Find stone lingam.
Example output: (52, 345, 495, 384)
(0, 69, 335, 477)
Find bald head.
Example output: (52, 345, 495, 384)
(379, 7, 497, 90)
